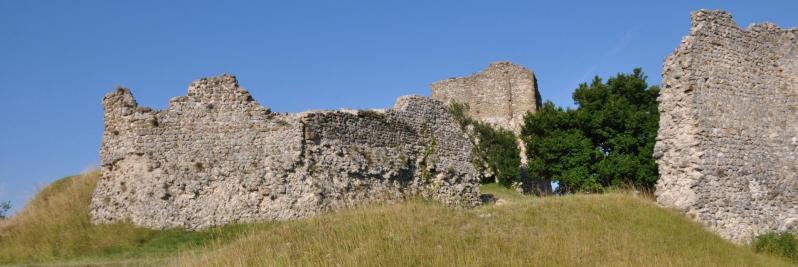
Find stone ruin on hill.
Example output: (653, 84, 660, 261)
(91, 75, 481, 230)
(432, 62, 550, 193)
(655, 10, 798, 243)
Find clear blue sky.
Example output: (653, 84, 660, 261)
(1, 1, 796, 213)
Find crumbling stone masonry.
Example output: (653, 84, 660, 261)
(655, 10, 798, 243)
(431, 61, 541, 135)
(91, 75, 481, 230)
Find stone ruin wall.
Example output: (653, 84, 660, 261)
(431, 61, 542, 135)
(655, 10, 798, 243)
(91, 75, 481, 230)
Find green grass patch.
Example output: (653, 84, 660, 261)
(479, 182, 525, 202)
(753, 232, 798, 263)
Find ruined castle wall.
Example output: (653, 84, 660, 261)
(655, 10, 798, 243)
(431, 62, 541, 135)
(91, 75, 480, 230)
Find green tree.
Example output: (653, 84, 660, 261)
(522, 69, 659, 193)
(0, 201, 10, 219)
(449, 102, 521, 187)
(523, 102, 602, 193)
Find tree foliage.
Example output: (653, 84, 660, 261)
(522, 69, 659, 193)
(449, 102, 521, 187)
(0, 201, 10, 219)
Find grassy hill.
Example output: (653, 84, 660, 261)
(0, 172, 791, 266)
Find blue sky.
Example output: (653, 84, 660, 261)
(1, 1, 796, 213)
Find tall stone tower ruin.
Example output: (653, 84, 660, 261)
(431, 61, 542, 135)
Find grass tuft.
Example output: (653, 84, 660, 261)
(753, 232, 798, 263)
(0, 171, 247, 264)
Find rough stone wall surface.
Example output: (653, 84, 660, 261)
(655, 10, 798, 243)
(91, 75, 481, 230)
(431, 61, 542, 135)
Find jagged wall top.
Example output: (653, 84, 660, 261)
(92, 75, 481, 230)
(655, 10, 798, 243)
(431, 61, 541, 135)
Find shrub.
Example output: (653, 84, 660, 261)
(754, 232, 798, 262)
(0, 201, 9, 219)
(473, 122, 520, 186)
(448, 102, 521, 187)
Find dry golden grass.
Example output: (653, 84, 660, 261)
(0, 172, 243, 265)
(174, 186, 789, 267)
(0, 173, 791, 266)
(0, 171, 155, 263)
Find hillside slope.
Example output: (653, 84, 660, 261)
(0, 173, 790, 266)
